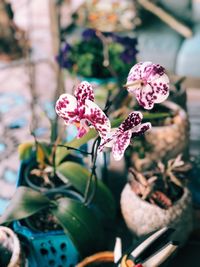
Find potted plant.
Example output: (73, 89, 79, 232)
(0, 226, 25, 267)
(0, 60, 174, 265)
(120, 155, 193, 245)
(57, 27, 138, 107)
(0, 93, 116, 265)
(0, 167, 115, 266)
(125, 100, 189, 171)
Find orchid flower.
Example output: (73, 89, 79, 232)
(126, 61, 170, 110)
(99, 111, 151, 161)
(55, 81, 111, 139)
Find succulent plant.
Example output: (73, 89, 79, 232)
(128, 154, 191, 209)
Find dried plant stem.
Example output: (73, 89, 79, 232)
(137, 0, 192, 38)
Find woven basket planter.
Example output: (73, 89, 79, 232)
(129, 101, 189, 171)
(0, 226, 25, 267)
(120, 183, 193, 245)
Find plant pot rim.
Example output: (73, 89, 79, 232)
(0, 226, 21, 267)
(147, 100, 187, 131)
(23, 188, 84, 233)
(23, 161, 71, 192)
(123, 183, 191, 212)
(78, 75, 117, 84)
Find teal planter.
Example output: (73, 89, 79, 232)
(13, 159, 79, 267)
(13, 221, 78, 267)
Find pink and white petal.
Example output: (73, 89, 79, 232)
(112, 131, 132, 161)
(144, 63, 167, 83)
(127, 61, 152, 83)
(55, 94, 79, 124)
(131, 122, 152, 137)
(74, 81, 95, 105)
(77, 125, 88, 138)
(98, 129, 117, 151)
(126, 62, 153, 94)
(84, 99, 111, 139)
(118, 111, 143, 132)
(149, 74, 170, 103)
(135, 84, 156, 110)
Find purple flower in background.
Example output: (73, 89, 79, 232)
(120, 47, 138, 64)
(82, 28, 98, 41)
(116, 35, 138, 48)
(99, 112, 151, 161)
(56, 81, 111, 139)
(56, 43, 73, 69)
(126, 62, 170, 110)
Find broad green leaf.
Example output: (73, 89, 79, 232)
(18, 142, 34, 161)
(0, 187, 50, 224)
(36, 142, 46, 166)
(57, 162, 116, 221)
(36, 142, 52, 165)
(55, 129, 97, 165)
(142, 112, 172, 120)
(52, 197, 104, 257)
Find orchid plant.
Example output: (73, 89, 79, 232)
(55, 61, 170, 162)
(0, 61, 170, 259)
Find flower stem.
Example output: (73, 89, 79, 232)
(84, 137, 100, 205)
(50, 143, 92, 155)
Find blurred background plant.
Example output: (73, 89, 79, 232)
(57, 28, 138, 81)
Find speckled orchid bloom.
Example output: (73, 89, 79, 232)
(126, 62, 169, 110)
(55, 81, 111, 139)
(99, 112, 151, 161)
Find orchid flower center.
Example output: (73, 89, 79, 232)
(125, 79, 146, 88)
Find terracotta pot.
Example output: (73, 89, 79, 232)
(129, 101, 189, 171)
(120, 184, 193, 245)
(0, 226, 25, 267)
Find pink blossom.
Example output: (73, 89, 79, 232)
(99, 111, 151, 161)
(126, 62, 169, 110)
(56, 81, 111, 138)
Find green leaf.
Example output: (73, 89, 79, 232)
(52, 197, 104, 257)
(55, 129, 97, 165)
(0, 187, 50, 224)
(36, 142, 52, 165)
(18, 142, 34, 161)
(142, 112, 172, 120)
(57, 162, 116, 222)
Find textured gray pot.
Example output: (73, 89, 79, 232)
(129, 101, 189, 171)
(120, 183, 193, 245)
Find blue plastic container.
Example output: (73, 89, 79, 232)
(14, 159, 79, 267)
(13, 221, 78, 267)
